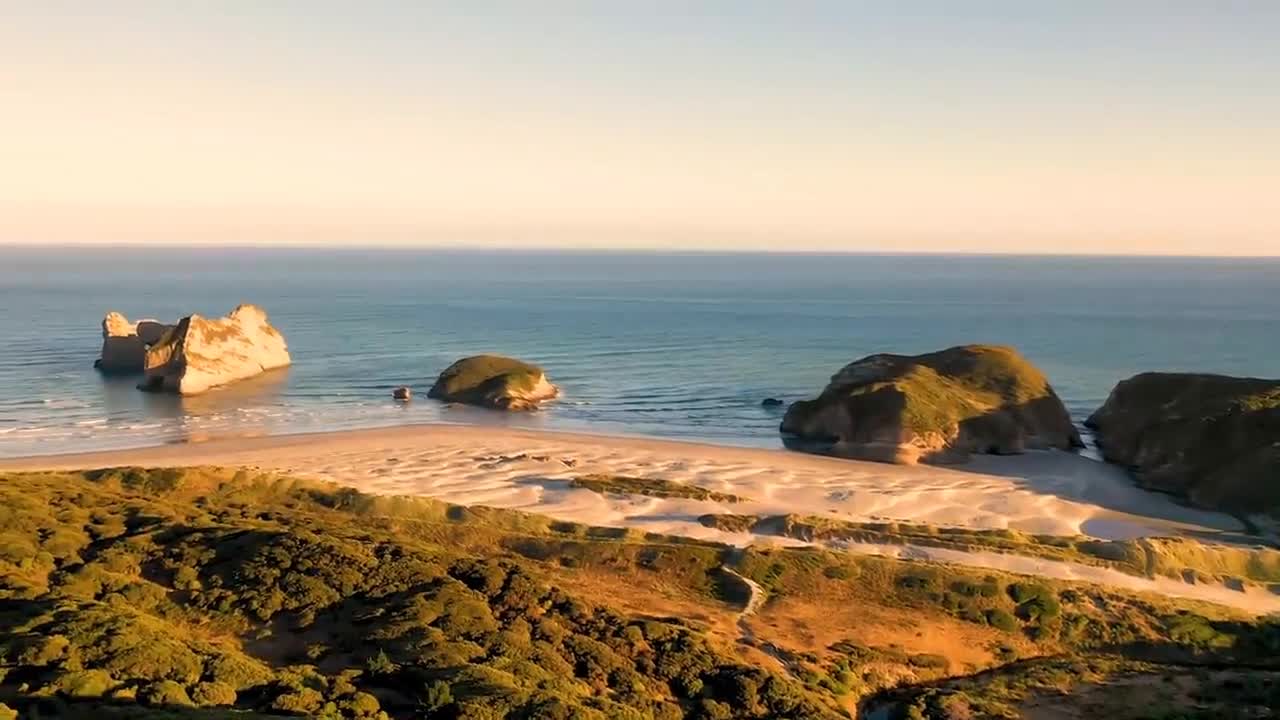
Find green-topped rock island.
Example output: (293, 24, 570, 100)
(427, 355, 560, 411)
(781, 345, 1083, 464)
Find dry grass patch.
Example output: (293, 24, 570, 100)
(570, 473, 748, 503)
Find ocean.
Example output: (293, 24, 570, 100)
(1, 247, 1277, 458)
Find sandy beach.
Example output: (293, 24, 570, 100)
(5, 423, 1275, 613)
(0, 423, 1245, 543)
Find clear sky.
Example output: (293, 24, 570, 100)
(2, 2, 1277, 254)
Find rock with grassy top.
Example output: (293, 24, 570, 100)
(781, 344, 1082, 464)
(1086, 372, 1280, 515)
(427, 354, 558, 410)
(139, 304, 290, 395)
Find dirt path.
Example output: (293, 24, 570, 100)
(722, 567, 766, 626)
(719, 563, 796, 675)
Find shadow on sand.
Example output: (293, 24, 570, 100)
(781, 397, 1265, 544)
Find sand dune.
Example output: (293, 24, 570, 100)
(4, 423, 1273, 613)
(0, 423, 1241, 540)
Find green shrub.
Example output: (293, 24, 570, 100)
(1008, 582, 1046, 603)
(1006, 582, 1061, 625)
(272, 687, 326, 714)
(52, 669, 116, 698)
(1166, 613, 1235, 649)
(139, 680, 194, 707)
(898, 572, 939, 591)
(190, 680, 238, 706)
(1016, 594, 1062, 622)
(986, 608, 1019, 632)
(342, 691, 384, 717)
(420, 680, 454, 711)
(993, 643, 1019, 663)
(366, 649, 398, 675)
(15, 634, 69, 665)
(908, 653, 950, 670)
(205, 652, 274, 690)
(823, 565, 856, 580)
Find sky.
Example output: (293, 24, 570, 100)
(1, 2, 1277, 254)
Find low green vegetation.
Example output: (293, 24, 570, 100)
(866, 657, 1280, 719)
(718, 541, 1280, 713)
(570, 475, 746, 503)
(0, 467, 838, 719)
(698, 512, 1280, 586)
(2, 466, 1278, 719)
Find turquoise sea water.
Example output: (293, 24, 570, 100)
(1, 248, 1277, 458)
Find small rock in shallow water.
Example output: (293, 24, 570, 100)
(392, 386, 412, 401)
(761, 398, 784, 407)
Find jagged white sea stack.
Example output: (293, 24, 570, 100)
(141, 304, 290, 395)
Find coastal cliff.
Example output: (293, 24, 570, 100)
(1087, 372, 1280, 516)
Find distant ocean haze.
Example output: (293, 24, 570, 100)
(1, 248, 1277, 457)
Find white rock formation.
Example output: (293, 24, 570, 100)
(140, 304, 291, 395)
(96, 312, 172, 374)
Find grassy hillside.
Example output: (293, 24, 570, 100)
(2, 467, 1278, 719)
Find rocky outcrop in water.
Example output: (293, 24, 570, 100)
(95, 312, 173, 374)
(139, 304, 290, 395)
(781, 344, 1082, 464)
(427, 355, 558, 411)
(1086, 373, 1280, 515)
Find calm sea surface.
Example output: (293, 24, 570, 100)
(1, 248, 1277, 458)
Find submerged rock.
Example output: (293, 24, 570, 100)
(139, 304, 290, 395)
(96, 312, 173, 374)
(781, 344, 1082, 464)
(1086, 372, 1280, 515)
(761, 398, 784, 407)
(427, 355, 558, 411)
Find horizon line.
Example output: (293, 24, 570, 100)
(1, 242, 1277, 260)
